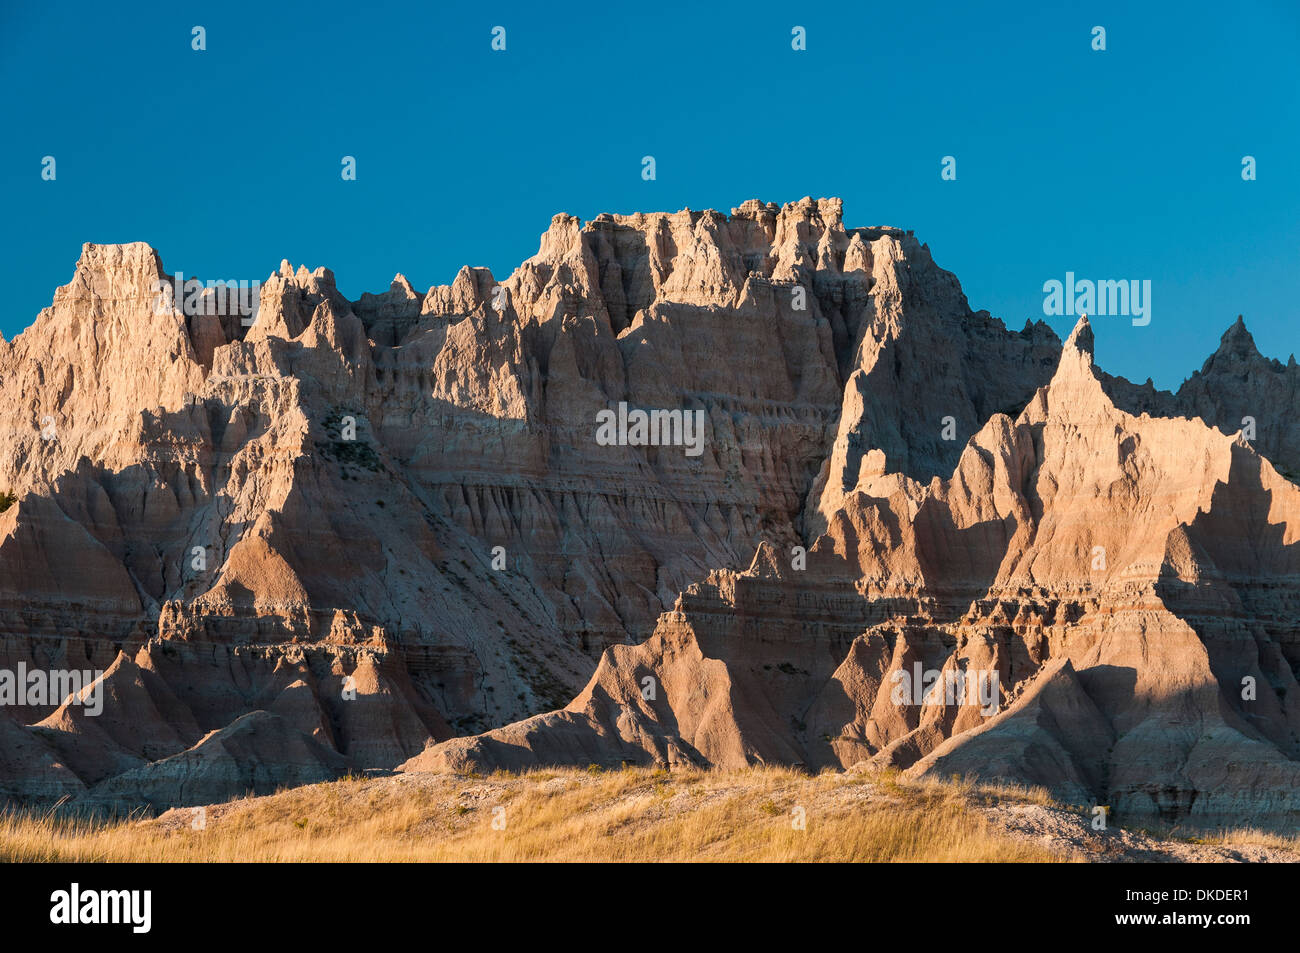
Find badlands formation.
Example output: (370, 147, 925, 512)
(1, 198, 1298, 827)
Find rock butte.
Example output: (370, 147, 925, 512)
(1, 197, 1298, 827)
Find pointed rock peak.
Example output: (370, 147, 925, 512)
(843, 231, 872, 273)
(745, 540, 785, 579)
(1030, 312, 1113, 423)
(271, 262, 339, 298)
(1191, 315, 1267, 378)
(1217, 314, 1260, 355)
(1064, 314, 1094, 357)
(390, 273, 415, 296)
(451, 265, 478, 293)
(434, 265, 496, 312)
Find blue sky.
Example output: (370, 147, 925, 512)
(1, 0, 1296, 389)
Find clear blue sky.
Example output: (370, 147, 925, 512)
(2, 0, 1296, 389)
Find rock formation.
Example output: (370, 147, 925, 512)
(406, 313, 1300, 826)
(1, 199, 1295, 826)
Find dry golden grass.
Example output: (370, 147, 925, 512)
(1179, 827, 1300, 851)
(0, 765, 1072, 863)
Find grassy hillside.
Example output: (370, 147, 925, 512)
(5, 765, 1295, 862)
(1, 766, 1069, 863)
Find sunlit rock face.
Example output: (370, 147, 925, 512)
(3, 201, 1296, 826)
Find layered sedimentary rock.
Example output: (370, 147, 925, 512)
(2, 198, 1295, 826)
(0, 199, 1057, 808)
(1102, 316, 1300, 481)
(406, 317, 1300, 828)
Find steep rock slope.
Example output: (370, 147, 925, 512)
(0, 199, 1056, 807)
(406, 317, 1300, 827)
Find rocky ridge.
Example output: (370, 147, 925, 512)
(1, 198, 1296, 826)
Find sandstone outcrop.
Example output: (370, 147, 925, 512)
(1, 200, 1294, 825)
(404, 315, 1300, 828)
